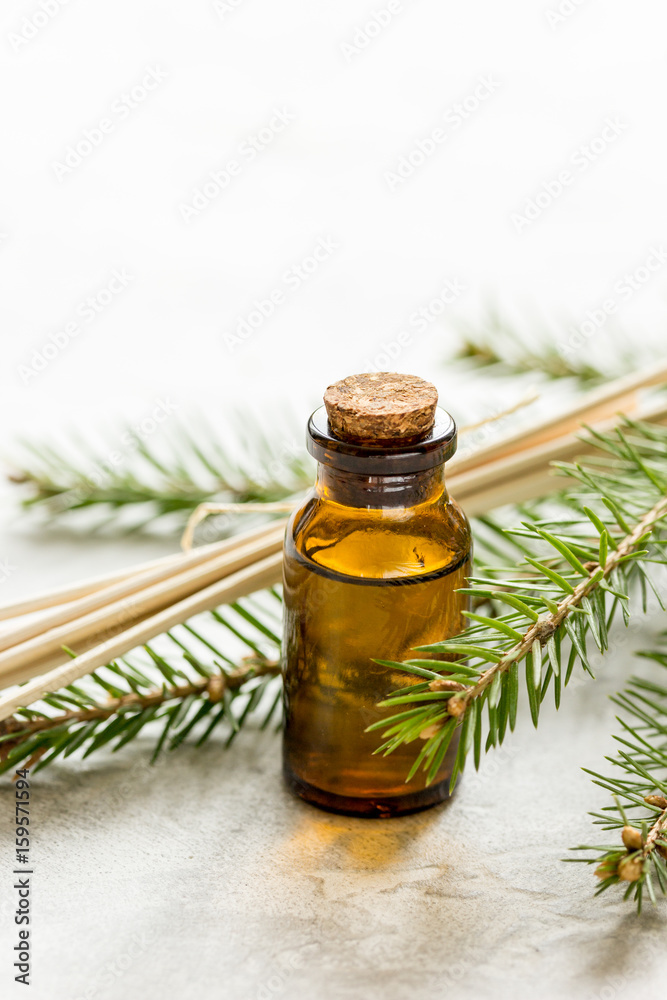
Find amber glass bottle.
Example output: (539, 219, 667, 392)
(282, 374, 471, 817)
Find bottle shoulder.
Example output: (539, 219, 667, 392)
(286, 490, 471, 580)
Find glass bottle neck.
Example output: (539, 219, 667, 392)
(315, 464, 447, 509)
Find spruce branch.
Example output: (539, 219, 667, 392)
(370, 417, 667, 789)
(453, 306, 631, 385)
(7, 417, 313, 534)
(0, 660, 280, 753)
(444, 491, 667, 720)
(0, 594, 283, 773)
(570, 644, 667, 911)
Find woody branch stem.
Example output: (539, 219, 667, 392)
(0, 659, 281, 759)
(642, 804, 667, 861)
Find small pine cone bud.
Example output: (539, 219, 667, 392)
(621, 826, 643, 851)
(618, 855, 644, 882)
(534, 619, 556, 643)
(657, 843, 667, 862)
(447, 697, 467, 717)
(644, 795, 667, 810)
(206, 674, 225, 703)
(429, 678, 466, 692)
(0, 717, 27, 737)
(419, 723, 443, 740)
(595, 862, 615, 880)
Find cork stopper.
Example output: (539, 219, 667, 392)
(323, 373, 438, 446)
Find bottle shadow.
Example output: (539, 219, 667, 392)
(277, 789, 457, 899)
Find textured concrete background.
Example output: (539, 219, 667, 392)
(1, 496, 666, 1000)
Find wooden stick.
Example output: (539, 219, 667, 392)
(0, 519, 288, 651)
(0, 523, 286, 681)
(450, 399, 667, 515)
(450, 358, 667, 476)
(0, 606, 169, 689)
(0, 519, 286, 622)
(0, 552, 283, 722)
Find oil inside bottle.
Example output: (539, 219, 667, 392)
(282, 465, 471, 817)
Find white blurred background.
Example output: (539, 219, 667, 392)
(1, 0, 666, 593)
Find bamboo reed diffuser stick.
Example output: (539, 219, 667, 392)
(0, 522, 286, 681)
(0, 606, 175, 689)
(452, 400, 667, 515)
(0, 519, 286, 622)
(0, 519, 287, 652)
(449, 355, 667, 474)
(0, 552, 283, 723)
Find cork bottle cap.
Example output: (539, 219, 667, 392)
(323, 372, 438, 446)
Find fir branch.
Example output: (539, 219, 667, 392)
(0, 660, 280, 758)
(371, 417, 667, 789)
(7, 417, 313, 534)
(0, 594, 283, 773)
(453, 306, 631, 385)
(444, 492, 667, 719)
(570, 645, 667, 911)
(455, 335, 604, 384)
